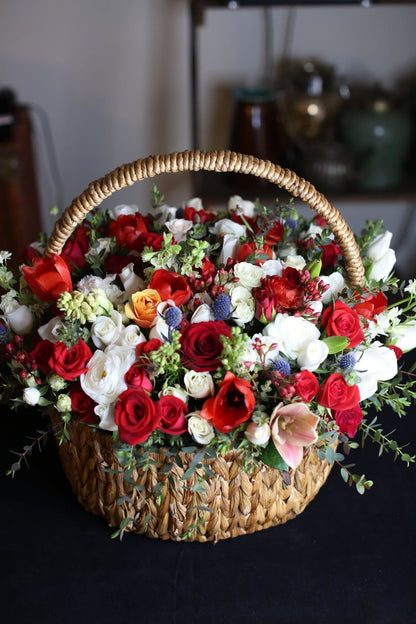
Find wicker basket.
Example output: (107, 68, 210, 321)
(46, 150, 364, 542)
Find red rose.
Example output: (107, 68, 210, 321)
(30, 339, 54, 374)
(148, 269, 191, 306)
(322, 300, 364, 348)
(353, 291, 388, 320)
(293, 370, 319, 402)
(70, 383, 97, 424)
(62, 224, 90, 270)
(136, 338, 163, 364)
(201, 372, 255, 433)
(180, 320, 231, 372)
(156, 395, 188, 435)
(320, 240, 341, 271)
(334, 405, 363, 438)
(124, 362, 153, 392)
(115, 388, 161, 445)
(264, 221, 284, 246)
(108, 213, 149, 251)
(317, 373, 360, 411)
(22, 253, 73, 301)
(236, 241, 273, 265)
(48, 339, 92, 381)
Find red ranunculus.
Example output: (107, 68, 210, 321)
(293, 370, 320, 402)
(22, 253, 73, 301)
(156, 395, 188, 435)
(180, 321, 231, 372)
(334, 405, 363, 438)
(124, 362, 153, 392)
(236, 241, 273, 265)
(200, 372, 255, 433)
(353, 290, 388, 320)
(320, 240, 341, 271)
(317, 373, 360, 411)
(48, 339, 92, 381)
(70, 383, 97, 424)
(148, 269, 192, 306)
(322, 300, 364, 348)
(253, 268, 312, 321)
(200, 257, 217, 282)
(109, 213, 149, 251)
(115, 388, 161, 445)
(183, 206, 216, 224)
(30, 339, 54, 375)
(61, 224, 90, 270)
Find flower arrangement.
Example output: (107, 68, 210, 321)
(1, 183, 416, 535)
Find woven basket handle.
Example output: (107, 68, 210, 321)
(45, 149, 364, 286)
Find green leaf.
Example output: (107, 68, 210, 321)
(322, 336, 349, 354)
(340, 467, 349, 483)
(260, 441, 289, 471)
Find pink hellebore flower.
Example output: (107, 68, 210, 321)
(270, 402, 319, 469)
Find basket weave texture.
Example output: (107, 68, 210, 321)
(47, 149, 362, 541)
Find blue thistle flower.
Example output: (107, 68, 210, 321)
(284, 217, 297, 231)
(164, 306, 183, 329)
(213, 294, 231, 321)
(339, 352, 356, 370)
(0, 322, 9, 344)
(272, 358, 291, 377)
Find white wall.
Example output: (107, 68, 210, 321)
(1, 0, 416, 274)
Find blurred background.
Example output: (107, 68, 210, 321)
(1, 0, 416, 274)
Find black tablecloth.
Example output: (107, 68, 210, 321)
(1, 402, 415, 624)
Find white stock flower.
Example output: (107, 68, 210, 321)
(159, 385, 188, 403)
(261, 259, 283, 277)
(120, 263, 145, 296)
(218, 234, 241, 265)
(23, 387, 41, 406)
(210, 218, 246, 237)
(297, 340, 329, 372)
(263, 314, 320, 360)
(1, 300, 33, 335)
(108, 204, 140, 219)
(191, 304, 214, 323)
(187, 412, 215, 444)
(229, 286, 255, 326)
(38, 316, 64, 343)
(320, 272, 345, 304)
(165, 218, 193, 243)
(91, 310, 124, 349)
(404, 280, 416, 297)
(389, 321, 416, 353)
(80, 345, 137, 406)
(282, 255, 306, 271)
(183, 370, 214, 399)
(233, 262, 263, 289)
(245, 421, 271, 445)
(228, 195, 255, 218)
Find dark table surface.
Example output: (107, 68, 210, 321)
(1, 400, 415, 624)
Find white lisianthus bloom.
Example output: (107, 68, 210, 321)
(38, 316, 64, 343)
(356, 374, 378, 402)
(1, 300, 33, 335)
(230, 286, 255, 326)
(366, 231, 393, 262)
(159, 385, 188, 403)
(320, 272, 345, 304)
(233, 262, 263, 289)
(91, 310, 124, 349)
(279, 245, 297, 258)
(389, 320, 416, 353)
(187, 412, 215, 444)
(23, 387, 41, 406)
(245, 421, 271, 445)
(184, 370, 215, 399)
(228, 195, 255, 218)
(354, 341, 398, 401)
(184, 197, 203, 211)
(77, 274, 122, 305)
(80, 345, 137, 406)
(120, 263, 145, 297)
(369, 249, 396, 282)
(218, 234, 241, 265)
(264, 314, 320, 360)
(165, 218, 193, 243)
(261, 259, 283, 277)
(108, 204, 139, 219)
(210, 218, 246, 237)
(117, 324, 146, 348)
(297, 340, 329, 371)
(191, 304, 214, 323)
(155, 204, 177, 225)
(94, 403, 117, 432)
(282, 255, 306, 271)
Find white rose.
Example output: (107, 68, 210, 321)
(48, 374, 67, 391)
(191, 304, 214, 323)
(165, 218, 193, 243)
(56, 394, 72, 413)
(233, 262, 263, 289)
(264, 313, 320, 360)
(120, 263, 145, 296)
(282, 255, 306, 271)
(38, 316, 64, 343)
(91, 311, 123, 349)
(230, 286, 255, 326)
(184, 197, 203, 211)
(320, 272, 345, 304)
(4, 302, 33, 335)
(218, 234, 241, 265)
(187, 412, 215, 444)
(297, 340, 329, 371)
(261, 259, 283, 277)
(228, 195, 255, 218)
(117, 324, 146, 348)
(184, 370, 214, 399)
(159, 385, 188, 403)
(389, 321, 416, 352)
(366, 231, 393, 262)
(210, 218, 246, 237)
(108, 204, 139, 219)
(368, 249, 396, 282)
(279, 245, 297, 258)
(95, 403, 117, 432)
(245, 422, 271, 445)
(304, 224, 323, 239)
(23, 387, 41, 406)
(80, 345, 137, 405)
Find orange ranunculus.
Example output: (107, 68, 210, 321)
(125, 289, 162, 328)
(200, 371, 255, 433)
(21, 253, 73, 301)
